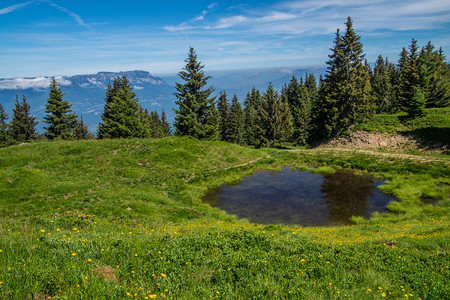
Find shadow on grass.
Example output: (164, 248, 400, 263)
(399, 127, 450, 152)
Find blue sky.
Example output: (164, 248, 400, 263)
(0, 0, 449, 78)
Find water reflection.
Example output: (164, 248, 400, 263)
(202, 166, 396, 226)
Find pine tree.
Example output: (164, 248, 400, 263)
(397, 39, 425, 118)
(9, 94, 38, 141)
(43, 78, 77, 139)
(160, 109, 171, 137)
(372, 55, 396, 113)
(217, 91, 230, 141)
(260, 83, 279, 146)
(97, 76, 146, 138)
(173, 47, 218, 140)
(286, 76, 304, 144)
(73, 115, 93, 140)
(243, 88, 265, 146)
(317, 17, 373, 139)
(304, 73, 318, 112)
(275, 87, 293, 144)
(0, 102, 9, 143)
(419, 42, 449, 107)
(226, 94, 244, 144)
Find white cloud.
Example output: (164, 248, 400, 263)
(208, 3, 218, 10)
(211, 15, 249, 29)
(87, 78, 105, 88)
(259, 12, 297, 22)
(0, 0, 89, 29)
(43, 0, 90, 29)
(0, 1, 34, 15)
(0, 76, 71, 90)
(163, 24, 194, 32)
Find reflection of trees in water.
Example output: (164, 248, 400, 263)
(321, 171, 375, 224)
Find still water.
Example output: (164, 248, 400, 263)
(202, 166, 397, 226)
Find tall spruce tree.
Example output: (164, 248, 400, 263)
(73, 115, 93, 140)
(43, 78, 77, 139)
(10, 95, 38, 141)
(226, 94, 244, 144)
(372, 55, 396, 113)
(0, 102, 9, 143)
(260, 83, 278, 146)
(97, 76, 146, 138)
(275, 87, 293, 144)
(243, 88, 265, 146)
(173, 47, 218, 140)
(397, 39, 425, 117)
(418, 42, 449, 107)
(286, 76, 307, 144)
(217, 91, 230, 142)
(318, 17, 373, 139)
(160, 109, 171, 137)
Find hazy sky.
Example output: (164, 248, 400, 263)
(1, 0, 449, 78)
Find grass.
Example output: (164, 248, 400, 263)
(0, 136, 449, 299)
(354, 107, 450, 134)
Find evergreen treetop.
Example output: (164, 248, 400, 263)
(318, 17, 373, 139)
(10, 95, 38, 141)
(43, 78, 77, 140)
(98, 75, 146, 139)
(173, 47, 218, 140)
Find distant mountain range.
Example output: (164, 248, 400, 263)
(0, 67, 325, 133)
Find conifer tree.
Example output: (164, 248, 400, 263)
(304, 73, 318, 112)
(397, 39, 425, 117)
(317, 17, 373, 139)
(160, 109, 171, 137)
(10, 95, 38, 141)
(372, 55, 396, 113)
(150, 110, 162, 137)
(286, 76, 304, 144)
(97, 76, 146, 138)
(226, 94, 244, 144)
(43, 78, 77, 139)
(217, 91, 230, 142)
(0, 102, 9, 143)
(260, 83, 278, 146)
(73, 115, 93, 140)
(140, 107, 155, 138)
(243, 88, 265, 146)
(419, 42, 449, 107)
(173, 47, 218, 140)
(275, 87, 293, 144)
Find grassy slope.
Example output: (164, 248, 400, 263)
(0, 136, 449, 299)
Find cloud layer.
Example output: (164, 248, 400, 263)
(0, 76, 71, 90)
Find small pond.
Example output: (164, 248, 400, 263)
(202, 166, 397, 226)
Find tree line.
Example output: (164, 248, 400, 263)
(1, 17, 448, 147)
(174, 17, 449, 146)
(0, 76, 171, 146)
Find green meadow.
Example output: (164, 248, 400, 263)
(0, 136, 449, 299)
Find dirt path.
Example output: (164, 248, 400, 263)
(290, 147, 450, 164)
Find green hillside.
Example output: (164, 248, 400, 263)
(0, 137, 449, 299)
